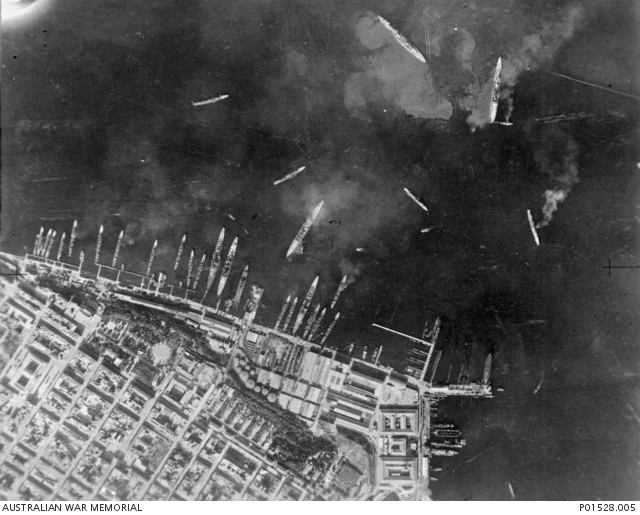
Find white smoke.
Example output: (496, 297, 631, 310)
(345, 12, 453, 121)
(461, 4, 585, 129)
(339, 257, 362, 284)
(501, 6, 585, 87)
(503, 96, 514, 124)
(537, 189, 568, 228)
(536, 134, 580, 228)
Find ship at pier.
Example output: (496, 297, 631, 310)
(286, 201, 324, 259)
(217, 237, 238, 297)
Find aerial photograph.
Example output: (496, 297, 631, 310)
(1, 0, 639, 502)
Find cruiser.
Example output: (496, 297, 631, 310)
(217, 237, 238, 297)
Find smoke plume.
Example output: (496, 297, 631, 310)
(535, 131, 580, 228)
(538, 189, 568, 228)
(434, 2, 586, 129)
(345, 12, 453, 121)
(339, 257, 362, 285)
(501, 6, 585, 87)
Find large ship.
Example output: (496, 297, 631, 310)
(308, 307, 326, 340)
(430, 449, 458, 457)
(193, 253, 207, 290)
(112, 230, 124, 268)
(45, 231, 56, 259)
(35, 226, 44, 255)
(302, 304, 320, 339)
(95, 225, 104, 264)
(293, 276, 319, 335)
(232, 264, 249, 308)
(282, 297, 298, 333)
(490, 57, 502, 124)
(173, 233, 186, 271)
(57, 232, 66, 261)
(243, 285, 264, 327)
(377, 15, 426, 64)
(217, 237, 238, 297)
(186, 250, 195, 287)
(68, 220, 77, 257)
(41, 229, 52, 258)
(404, 187, 429, 213)
(330, 275, 348, 310)
(206, 229, 225, 292)
(145, 240, 158, 277)
(286, 201, 324, 258)
(274, 295, 291, 331)
(320, 312, 340, 346)
(191, 94, 228, 107)
(527, 209, 540, 246)
(274, 166, 306, 186)
(482, 353, 493, 385)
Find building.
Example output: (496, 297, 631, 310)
(379, 407, 418, 435)
(378, 457, 418, 484)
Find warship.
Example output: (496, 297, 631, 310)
(404, 188, 429, 213)
(490, 57, 502, 124)
(232, 264, 249, 308)
(95, 225, 104, 264)
(274, 166, 306, 186)
(45, 231, 56, 259)
(146, 240, 158, 277)
(186, 250, 195, 287)
(193, 253, 207, 290)
(68, 220, 78, 257)
(282, 297, 298, 333)
(173, 234, 186, 271)
(191, 94, 229, 106)
(42, 229, 52, 257)
(320, 312, 340, 345)
(302, 304, 320, 339)
(274, 295, 291, 331)
(286, 201, 324, 258)
(527, 210, 540, 246)
(377, 15, 426, 63)
(203, 228, 225, 299)
(217, 237, 238, 297)
(293, 276, 319, 335)
(330, 275, 348, 310)
(112, 230, 124, 268)
(309, 307, 326, 340)
(56, 232, 66, 261)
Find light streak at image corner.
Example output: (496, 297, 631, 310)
(1, 0, 48, 22)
